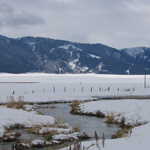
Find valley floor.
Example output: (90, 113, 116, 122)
(1, 73, 150, 103)
(0, 74, 150, 149)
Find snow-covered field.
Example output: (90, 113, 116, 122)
(1, 73, 150, 149)
(63, 100, 150, 150)
(0, 73, 150, 103)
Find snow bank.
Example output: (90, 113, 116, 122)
(39, 127, 72, 135)
(53, 132, 80, 141)
(0, 107, 55, 137)
(80, 100, 150, 125)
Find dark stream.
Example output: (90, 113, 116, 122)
(37, 104, 119, 138)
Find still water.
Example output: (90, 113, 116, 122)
(37, 103, 119, 138)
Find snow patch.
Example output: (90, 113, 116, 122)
(59, 44, 82, 51)
(53, 132, 80, 141)
(68, 59, 79, 70)
(89, 54, 101, 59)
(80, 66, 89, 72)
(97, 62, 104, 71)
(39, 127, 72, 135)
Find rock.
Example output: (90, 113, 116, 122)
(52, 132, 90, 142)
(51, 140, 61, 145)
(45, 141, 52, 146)
(4, 132, 20, 137)
(79, 132, 90, 139)
(31, 139, 52, 147)
(52, 133, 79, 141)
(95, 111, 105, 118)
(56, 123, 71, 129)
(3, 135, 17, 142)
(14, 142, 31, 150)
(3, 132, 21, 142)
(32, 139, 45, 147)
(39, 127, 72, 135)
(14, 140, 52, 149)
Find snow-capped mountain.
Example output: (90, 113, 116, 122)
(121, 47, 150, 74)
(0, 35, 150, 74)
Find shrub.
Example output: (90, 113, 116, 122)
(27, 127, 39, 134)
(95, 111, 105, 118)
(44, 130, 58, 141)
(120, 117, 126, 128)
(105, 113, 117, 124)
(73, 126, 80, 132)
(112, 127, 131, 139)
(44, 134, 53, 141)
(8, 124, 25, 129)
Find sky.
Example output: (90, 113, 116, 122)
(0, 0, 150, 49)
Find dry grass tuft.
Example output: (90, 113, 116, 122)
(73, 126, 80, 132)
(44, 130, 58, 140)
(112, 126, 132, 139)
(6, 100, 25, 109)
(70, 101, 81, 114)
(105, 113, 118, 124)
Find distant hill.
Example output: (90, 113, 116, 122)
(0, 35, 149, 74)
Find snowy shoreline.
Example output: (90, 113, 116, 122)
(63, 100, 150, 150)
(0, 103, 90, 149)
(0, 107, 55, 138)
(80, 100, 150, 126)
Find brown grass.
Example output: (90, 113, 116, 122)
(112, 126, 133, 139)
(27, 127, 39, 134)
(105, 113, 118, 124)
(70, 101, 81, 114)
(73, 126, 80, 132)
(6, 100, 25, 109)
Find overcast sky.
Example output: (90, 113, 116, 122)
(0, 0, 150, 49)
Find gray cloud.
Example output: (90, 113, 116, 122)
(0, 0, 150, 48)
(4, 13, 45, 27)
(0, 2, 45, 28)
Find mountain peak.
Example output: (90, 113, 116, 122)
(122, 47, 150, 58)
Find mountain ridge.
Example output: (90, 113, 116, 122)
(0, 35, 150, 74)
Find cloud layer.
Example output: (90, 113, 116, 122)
(0, 0, 150, 48)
